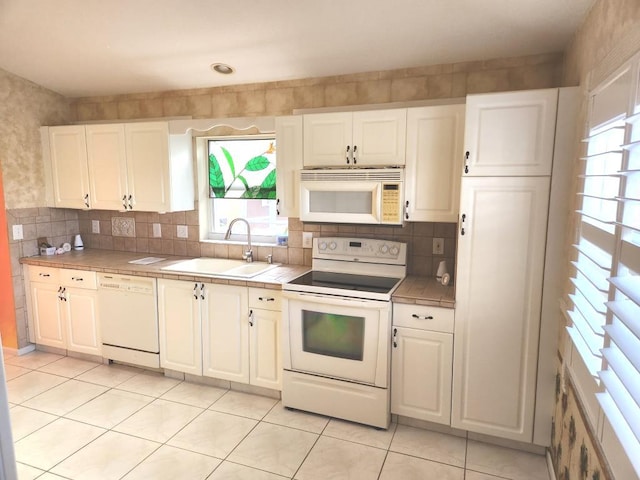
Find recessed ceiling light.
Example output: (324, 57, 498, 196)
(210, 63, 234, 75)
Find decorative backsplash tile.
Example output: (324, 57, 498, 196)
(111, 217, 136, 237)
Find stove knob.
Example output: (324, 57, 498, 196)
(389, 246, 400, 256)
(329, 241, 337, 250)
(379, 244, 389, 254)
(318, 241, 327, 251)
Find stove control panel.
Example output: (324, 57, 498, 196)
(314, 237, 407, 264)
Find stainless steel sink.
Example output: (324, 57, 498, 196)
(161, 258, 279, 278)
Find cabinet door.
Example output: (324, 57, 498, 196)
(405, 105, 465, 222)
(452, 176, 550, 442)
(303, 112, 352, 167)
(30, 282, 65, 349)
(158, 279, 202, 376)
(275, 116, 303, 217)
(463, 89, 558, 176)
(124, 122, 171, 212)
(64, 287, 101, 356)
(48, 126, 90, 209)
(391, 327, 453, 425)
(86, 124, 129, 211)
(352, 109, 406, 166)
(249, 308, 281, 390)
(202, 284, 249, 383)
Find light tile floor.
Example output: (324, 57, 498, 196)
(4, 350, 551, 480)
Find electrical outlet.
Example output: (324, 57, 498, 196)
(302, 232, 313, 248)
(12, 224, 23, 240)
(152, 223, 162, 238)
(176, 225, 188, 239)
(433, 237, 444, 255)
(92, 220, 100, 234)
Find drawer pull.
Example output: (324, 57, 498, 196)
(39, 273, 51, 277)
(71, 277, 84, 281)
(258, 296, 275, 302)
(411, 314, 434, 320)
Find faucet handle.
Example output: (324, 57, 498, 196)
(266, 254, 273, 264)
(243, 249, 254, 263)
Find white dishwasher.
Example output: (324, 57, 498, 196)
(98, 273, 160, 368)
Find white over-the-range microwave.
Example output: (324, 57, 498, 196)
(298, 168, 404, 225)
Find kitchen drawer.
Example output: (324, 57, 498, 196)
(393, 303, 454, 333)
(28, 265, 60, 284)
(249, 288, 281, 311)
(59, 269, 97, 289)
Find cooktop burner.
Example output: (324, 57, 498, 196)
(287, 271, 401, 295)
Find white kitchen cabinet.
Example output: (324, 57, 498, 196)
(391, 304, 454, 425)
(275, 115, 303, 218)
(26, 266, 101, 356)
(202, 284, 250, 383)
(158, 279, 203, 376)
(451, 176, 550, 442)
(249, 288, 282, 390)
(47, 126, 91, 209)
(303, 109, 406, 167)
(463, 88, 558, 176)
(42, 121, 194, 212)
(404, 105, 465, 222)
(85, 124, 128, 210)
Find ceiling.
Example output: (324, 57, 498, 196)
(0, 0, 594, 98)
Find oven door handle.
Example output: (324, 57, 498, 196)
(283, 291, 387, 309)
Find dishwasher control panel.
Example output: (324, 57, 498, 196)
(98, 274, 156, 295)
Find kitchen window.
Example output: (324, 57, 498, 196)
(566, 52, 640, 476)
(207, 135, 287, 242)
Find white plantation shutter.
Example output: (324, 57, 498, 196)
(567, 55, 640, 477)
(596, 106, 640, 476)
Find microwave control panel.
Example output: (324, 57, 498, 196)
(381, 183, 402, 224)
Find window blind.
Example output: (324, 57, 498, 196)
(596, 108, 640, 476)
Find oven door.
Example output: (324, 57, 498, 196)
(282, 291, 391, 387)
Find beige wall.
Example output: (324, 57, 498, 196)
(70, 53, 563, 121)
(551, 1, 640, 479)
(0, 68, 71, 210)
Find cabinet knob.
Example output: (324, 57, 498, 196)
(346, 145, 350, 164)
(84, 193, 90, 208)
(353, 145, 357, 164)
(460, 213, 467, 236)
(405, 200, 409, 220)
(249, 309, 254, 326)
(392, 327, 397, 348)
(464, 151, 470, 174)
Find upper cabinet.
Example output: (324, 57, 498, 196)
(42, 121, 194, 212)
(47, 126, 91, 209)
(303, 109, 406, 167)
(463, 89, 558, 176)
(404, 104, 465, 222)
(275, 115, 303, 218)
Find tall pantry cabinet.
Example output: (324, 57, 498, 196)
(452, 88, 579, 444)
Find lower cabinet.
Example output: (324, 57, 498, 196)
(248, 288, 282, 390)
(391, 303, 454, 425)
(26, 265, 101, 356)
(158, 279, 281, 390)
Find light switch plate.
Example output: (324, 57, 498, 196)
(152, 223, 162, 238)
(92, 220, 100, 234)
(302, 232, 313, 248)
(433, 238, 444, 255)
(12, 224, 23, 240)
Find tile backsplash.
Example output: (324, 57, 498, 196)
(7, 206, 456, 349)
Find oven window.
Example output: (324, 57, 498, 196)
(302, 310, 365, 361)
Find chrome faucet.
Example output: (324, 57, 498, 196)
(224, 218, 253, 263)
